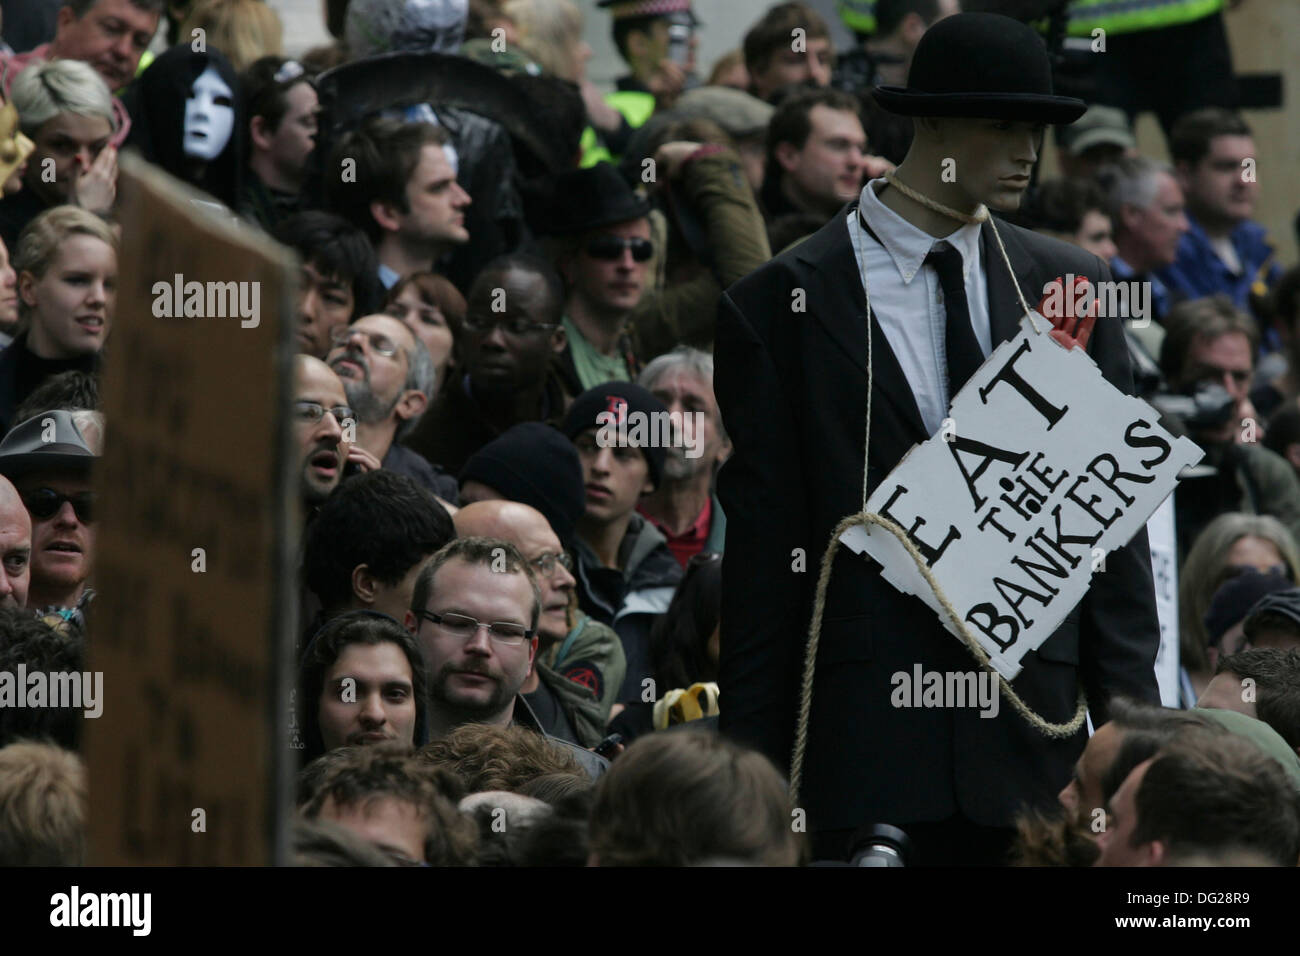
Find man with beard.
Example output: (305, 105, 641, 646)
(637, 346, 729, 566)
(454, 500, 627, 747)
(0, 408, 97, 625)
(405, 535, 607, 777)
(297, 611, 429, 764)
(292, 355, 352, 518)
(325, 312, 456, 503)
(402, 253, 568, 475)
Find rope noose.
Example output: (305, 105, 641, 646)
(788, 173, 1088, 805)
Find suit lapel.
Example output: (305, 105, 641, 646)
(798, 204, 928, 443)
(981, 218, 1039, 346)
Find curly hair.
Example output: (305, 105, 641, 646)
(417, 723, 581, 793)
(300, 742, 478, 865)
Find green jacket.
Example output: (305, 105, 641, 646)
(542, 611, 628, 725)
(630, 147, 772, 361)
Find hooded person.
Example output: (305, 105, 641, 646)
(121, 44, 243, 207)
(714, 12, 1162, 865)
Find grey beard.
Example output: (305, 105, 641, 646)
(662, 448, 704, 482)
(343, 380, 400, 425)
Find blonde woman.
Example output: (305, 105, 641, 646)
(180, 0, 284, 71)
(0, 205, 116, 434)
(504, 0, 624, 147)
(1177, 512, 1300, 703)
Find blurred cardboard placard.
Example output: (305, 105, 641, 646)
(86, 153, 298, 864)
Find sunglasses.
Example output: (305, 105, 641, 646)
(585, 236, 654, 262)
(23, 488, 94, 523)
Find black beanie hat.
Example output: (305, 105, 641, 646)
(458, 423, 586, 548)
(561, 382, 668, 491)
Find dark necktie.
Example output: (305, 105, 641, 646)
(924, 243, 984, 398)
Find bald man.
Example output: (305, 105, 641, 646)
(454, 500, 626, 747)
(293, 355, 355, 513)
(0, 474, 31, 608)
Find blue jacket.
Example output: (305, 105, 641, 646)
(1156, 215, 1282, 338)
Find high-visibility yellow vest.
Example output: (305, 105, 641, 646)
(838, 0, 876, 36)
(579, 90, 655, 167)
(1066, 0, 1224, 37)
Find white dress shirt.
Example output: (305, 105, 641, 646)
(846, 179, 991, 436)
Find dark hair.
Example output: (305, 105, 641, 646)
(1026, 177, 1109, 235)
(12, 372, 100, 424)
(469, 252, 565, 327)
(876, 0, 942, 36)
(1158, 295, 1260, 387)
(1100, 708, 1221, 805)
(241, 56, 315, 136)
(1169, 108, 1252, 169)
(743, 2, 830, 77)
(1131, 734, 1300, 865)
(649, 552, 721, 691)
(518, 771, 591, 805)
(410, 536, 542, 636)
(300, 742, 479, 864)
(297, 611, 431, 764)
(763, 88, 862, 210)
(1216, 648, 1300, 753)
(0, 611, 87, 751)
(612, 14, 663, 62)
(273, 210, 384, 320)
(387, 272, 467, 341)
(1264, 402, 1300, 460)
(324, 117, 451, 244)
(302, 471, 455, 614)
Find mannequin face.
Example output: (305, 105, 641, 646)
(183, 66, 235, 162)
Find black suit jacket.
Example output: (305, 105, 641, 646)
(714, 202, 1161, 833)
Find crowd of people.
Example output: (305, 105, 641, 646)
(0, 0, 1297, 869)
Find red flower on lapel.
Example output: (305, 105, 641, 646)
(1036, 274, 1098, 351)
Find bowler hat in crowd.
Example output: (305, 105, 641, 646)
(873, 12, 1087, 124)
(533, 163, 651, 237)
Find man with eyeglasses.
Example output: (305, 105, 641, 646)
(538, 163, 652, 399)
(0, 408, 99, 625)
(292, 355, 353, 515)
(454, 500, 627, 747)
(1159, 296, 1300, 549)
(402, 253, 569, 475)
(325, 313, 456, 503)
(404, 535, 608, 777)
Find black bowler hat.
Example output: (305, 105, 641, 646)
(873, 12, 1086, 124)
(533, 163, 651, 237)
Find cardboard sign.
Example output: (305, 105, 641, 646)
(841, 314, 1203, 680)
(86, 154, 299, 864)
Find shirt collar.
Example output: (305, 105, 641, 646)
(857, 179, 983, 285)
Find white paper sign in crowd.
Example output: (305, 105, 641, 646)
(841, 313, 1204, 681)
